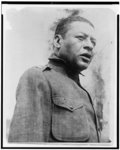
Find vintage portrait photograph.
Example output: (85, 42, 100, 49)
(1, 1, 119, 148)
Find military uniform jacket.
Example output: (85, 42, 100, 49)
(8, 57, 100, 142)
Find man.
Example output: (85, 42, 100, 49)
(8, 15, 100, 142)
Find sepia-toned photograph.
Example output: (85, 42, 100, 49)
(2, 2, 119, 148)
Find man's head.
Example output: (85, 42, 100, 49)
(53, 16, 96, 72)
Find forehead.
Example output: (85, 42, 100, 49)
(66, 21, 96, 38)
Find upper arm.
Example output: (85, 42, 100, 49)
(8, 67, 51, 142)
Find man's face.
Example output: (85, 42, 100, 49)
(58, 21, 96, 72)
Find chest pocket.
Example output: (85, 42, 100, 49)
(51, 96, 90, 142)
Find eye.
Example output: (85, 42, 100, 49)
(91, 40, 96, 46)
(76, 36, 86, 41)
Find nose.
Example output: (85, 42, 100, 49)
(83, 38, 93, 51)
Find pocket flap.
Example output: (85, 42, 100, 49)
(51, 96, 90, 141)
(52, 96, 84, 111)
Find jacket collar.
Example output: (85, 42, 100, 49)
(48, 53, 84, 84)
(48, 53, 84, 76)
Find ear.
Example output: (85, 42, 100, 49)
(53, 34, 63, 49)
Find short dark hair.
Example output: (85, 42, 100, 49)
(55, 16, 94, 38)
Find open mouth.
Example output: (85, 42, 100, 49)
(80, 53, 92, 62)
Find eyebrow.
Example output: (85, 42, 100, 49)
(90, 37, 96, 42)
(78, 32, 96, 41)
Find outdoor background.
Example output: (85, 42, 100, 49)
(3, 4, 118, 145)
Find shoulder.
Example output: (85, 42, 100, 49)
(21, 65, 51, 78)
(18, 65, 51, 85)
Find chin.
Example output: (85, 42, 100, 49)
(68, 60, 89, 72)
(76, 63, 89, 72)
(73, 59, 90, 71)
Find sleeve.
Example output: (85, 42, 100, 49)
(8, 67, 51, 142)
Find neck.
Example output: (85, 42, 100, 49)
(49, 53, 81, 83)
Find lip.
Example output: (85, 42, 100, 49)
(80, 53, 92, 62)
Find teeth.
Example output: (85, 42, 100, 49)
(82, 56, 90, 60)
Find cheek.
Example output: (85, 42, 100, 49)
(61, 40, 83, 60)
(68, 43, 83, 56)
